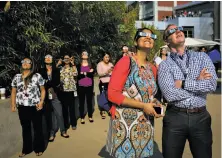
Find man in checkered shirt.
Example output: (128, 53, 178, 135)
(158, 24, 218, 158)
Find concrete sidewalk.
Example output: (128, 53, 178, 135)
(10, 88, 221, 158)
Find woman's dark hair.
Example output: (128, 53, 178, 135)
(160, 48, 168, 58)
(101, 51, 112, 63)
(199, 46, 207, 52)
(63, 53, 71, 58)
(80, 50, 93, 68)
(102, 52, 110, 58)
(43, 55, 56, 70)
(21, 57, 35, 88)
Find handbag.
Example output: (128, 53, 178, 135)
(97, 56, 132, 112)
(97, 89, 111, 112)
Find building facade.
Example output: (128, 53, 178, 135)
(132, 1, 220, 42)
(136, 1, 189, 22)
(173, 1, 220, 42)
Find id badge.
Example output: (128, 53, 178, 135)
(74, 91, 78, 97)
(48, 93, 53, 100)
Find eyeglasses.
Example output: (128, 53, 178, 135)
(21, 60, 32, 64)
(138, 32, 157, 40)
(45, 55, 53, 59)
(82, 52, 88, 56)
(166, 26, 183, 37)
(123, 46, 128, 50)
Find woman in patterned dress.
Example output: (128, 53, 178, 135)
(106, 28, 163, 158)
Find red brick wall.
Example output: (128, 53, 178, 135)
(177, 1, 190, 6)
(158, 1, 174, 7)
(158, 11, 173, 21)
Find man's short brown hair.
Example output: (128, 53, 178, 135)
(163, 24, 176, 41)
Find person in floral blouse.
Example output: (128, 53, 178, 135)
(59, 54, 78, 131)
(11, 57, 46, 157)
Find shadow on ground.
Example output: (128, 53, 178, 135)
(98, 141, 163, 158)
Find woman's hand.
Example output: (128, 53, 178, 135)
(143, 102, 163, 118)
(143, 102, 156, 115)
(36, 102, 44, 111)
(70, 58, 75, 66)
(56, 59, 63, 67)
(11, 104, 16, 112)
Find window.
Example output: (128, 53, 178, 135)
(140, 1, 154, 20)
(183, 26, 194, 38)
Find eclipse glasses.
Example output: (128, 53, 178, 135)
(166, 26, 183, 38)
(138, 32, 157, 40)
(21, 60, 32, 64)
(45, 55, 53, 59)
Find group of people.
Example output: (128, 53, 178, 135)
(10, 50, 114, 157)
(176, 10, 202, 18)
(161, 10, 203, 22)
(10, 24, 218, 158)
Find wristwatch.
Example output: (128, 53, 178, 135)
(182, 80, 185, 89)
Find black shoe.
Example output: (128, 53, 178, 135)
(89, 118, 94, 123)
(36, 152, 43, 156)
(72, 126, 77, 130)
(81, 119, 85, 124)
(61, 133, 69, 138)
(18, 153, 26, 157)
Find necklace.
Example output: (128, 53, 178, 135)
(133, 56, 155, 100)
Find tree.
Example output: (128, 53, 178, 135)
(0, 2, 64, 80)
(0, 1, 138, 87)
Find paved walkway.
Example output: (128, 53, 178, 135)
(10, 87, 221, 158)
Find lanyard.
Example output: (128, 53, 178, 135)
(170, 50, 190, 78)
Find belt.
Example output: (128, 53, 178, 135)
(167, 105, 206, 113)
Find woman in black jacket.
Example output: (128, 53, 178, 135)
(40, 54, 69, 142)
(76, 51, 95, 124)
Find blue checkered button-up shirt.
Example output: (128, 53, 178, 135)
(158, 50, 218, 109)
